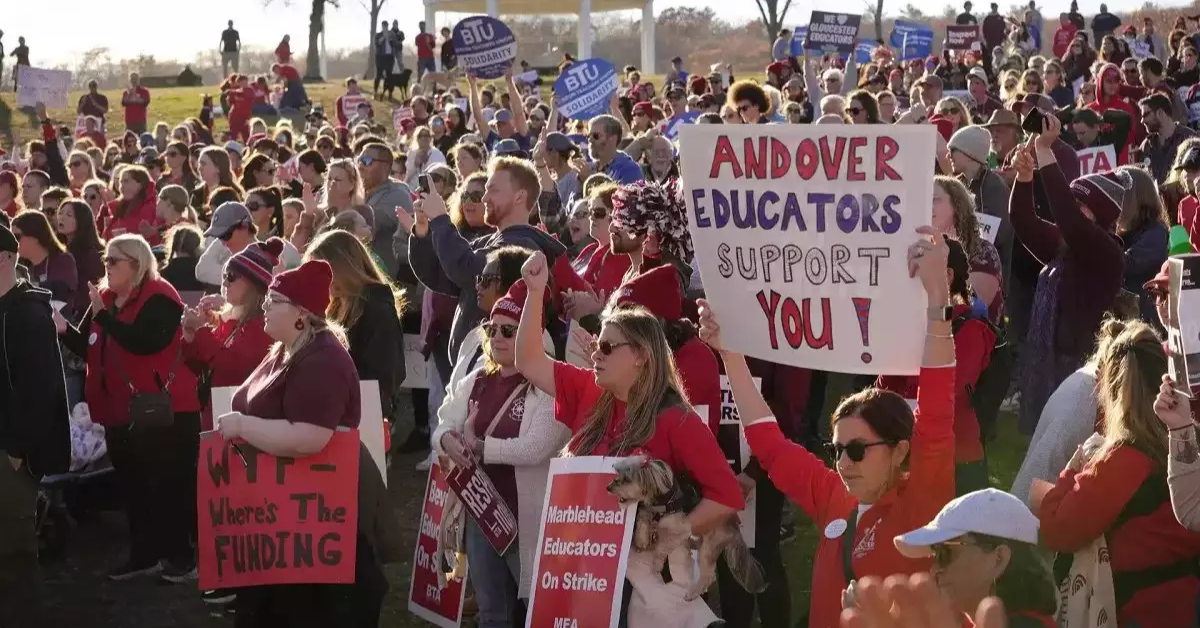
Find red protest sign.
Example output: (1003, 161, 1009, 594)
(409, 461, 469, 628)
(197, 429, 360, 590)
(525, 457, 637, 628)
(445, 455, 518, 555)
(945, 25, 980, 50)
(393, 106, 414, 130)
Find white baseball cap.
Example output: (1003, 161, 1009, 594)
(893, 489, 1039, 558)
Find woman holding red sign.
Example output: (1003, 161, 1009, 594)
(696, 227, 957, 628)
(514, 251, 743, 624)
(433, 279, 569, 628)
(214, 259, 391, 628)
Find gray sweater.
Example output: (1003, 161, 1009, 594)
(1011, 366, 1098, 504)
(366, 179, 412, 278)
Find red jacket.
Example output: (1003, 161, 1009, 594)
(183, 316, 272, 431)
(77, 130, 106, 149)
(1052, 25, 1077, 58)
(1086, 65, 1142, 163)
(674, 337, 721, 434)
(580, 244, 633, 299)
(121, 86, 151, 125)
(1039, 445, 1200, 628)
(1180, 195, 1200, 251)
(84, 278, 200, 426)
(335, 92, 373, 127)
(104, 183, 162, 245)
(877, 305, 995, 464)
(747, 366, 956, 628)
(2, 200, 20, 219)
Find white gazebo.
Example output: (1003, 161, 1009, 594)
(424, 0, 656, 73)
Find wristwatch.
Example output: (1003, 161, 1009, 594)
(928, 305, 953, 321)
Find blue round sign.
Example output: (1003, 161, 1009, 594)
(553, 58, 618, 121)
(453, 16, 518, 80)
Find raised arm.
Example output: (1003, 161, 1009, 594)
(468, 74, 488, 134)
(1008, 142, 1063, 264)
(505, 69, 529, 137)
(513, 252, 556, 396)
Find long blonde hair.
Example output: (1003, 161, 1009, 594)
(935, 176, 983, 259)
(1165, 137, 1200, 193)
(322, 159, 365, 210)
(568, 307, 689, 456)
(304, 229, 406, 328)
(1093, 319, 1170, 473)
(104, 234, 158, 289)
(1116, 165, 1168, 237)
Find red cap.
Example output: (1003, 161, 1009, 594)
(766, 61, 788, 76)
(631, 102, 656, 119)
(491, 279, 549, 327)
(269, 259, 333, 317)
(614, 266, 681, 321)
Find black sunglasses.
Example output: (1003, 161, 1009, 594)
(845, 107, 863, 116)
(737, 104, 752, 112)
(245, 201, 263, 212)
(102, 255, 128, 267)
(482, 322, 518, 339)
(591, 207, 608, 220)
(461, 190, 484, 203)
(596, 339, 631, 355)
(931, 539, 980, 566)
(475, 272, 501, 290)
(69, 160, 87, 168)
(825, 439, 890, 462)
(223, 270, 240, 284)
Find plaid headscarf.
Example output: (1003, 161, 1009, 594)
(611, 180, 693, 264)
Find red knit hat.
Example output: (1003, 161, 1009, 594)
(491, 279, 549, 327)
(614, 265, 681, 321)
(269, 259, 333, 316)
(766, 61, 788, 76)
(228, 237, 285, 291)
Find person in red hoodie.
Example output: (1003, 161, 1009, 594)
(223, 74, 255, 143)
(334, 77, 372, 128)
(878, 237, 995, 495)
(104, 166, 162, 245)
(0, 171, 22, 219)
(1086, 63, 1142, 164)
(1036, 320, 1200, 628)
(698, 226, 958, 628)
(53, 234, 201, 583)
(181, 238, 281, 431)
(120, 72, 152, 135)
(1051, 12, 1078, 58)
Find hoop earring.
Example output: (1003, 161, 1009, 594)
(294, 319, 305, 331)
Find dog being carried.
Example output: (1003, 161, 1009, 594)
(607, 455, 765, 601)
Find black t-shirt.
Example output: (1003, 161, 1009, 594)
(14, 45, 30, 66)
(956, 12, 978, 25)
(221, 28, 240, 52)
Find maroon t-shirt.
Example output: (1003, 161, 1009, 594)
(469, 372, 526, 518)
(232, 330, 361, 430)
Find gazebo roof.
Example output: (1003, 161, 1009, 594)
(424, 0, 647, 15)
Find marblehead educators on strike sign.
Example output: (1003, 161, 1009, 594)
(677, 124, 936, 375)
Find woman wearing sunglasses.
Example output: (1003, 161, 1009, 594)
(54, 233, 201, 583)
(1038, 320, 1200, 628)
(304, 229, 405, 429)
(66, 149, 98, 194)
(576, 183, 632, 303)
(515, 250, 743, 624)
(844, 90, 880, 125)
(433, 278, 567, 628)
(698, 226, 957, 628)
(158, 141, 198, 192)
(893, 489, 1057, 627)
(450, 172, 493, 240)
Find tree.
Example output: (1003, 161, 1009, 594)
(901, 3, 930, 20)
(861, 0, 886, 41)
(754, 0, 794, 43)
(267, 0, 338, 80)
(360, 0, 387, 78)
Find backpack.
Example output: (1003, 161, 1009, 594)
(952, 310, 1009, 442)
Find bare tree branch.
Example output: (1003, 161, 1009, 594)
(779, 0, 794, 25)
(754, 0, 773, 34)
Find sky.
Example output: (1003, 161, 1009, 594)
(2, 0, 1193, 69)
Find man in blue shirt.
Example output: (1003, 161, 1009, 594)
(468, 70, 531, 152)
(588, 114, 643, 184)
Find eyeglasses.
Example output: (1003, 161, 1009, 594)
(825, 439, 890, 462)
(590, 207, 608, 220)
(69, 161, 87, 168)
(357, 154, 378, 167)
(102, 254, 129, 267)
(223, 270, 241, 284)
(845, 107, 863, 116)
(941, 107, 960, 115)
(481, 322, 518, 339)
(245, 201, 263, 211)
(475, 272, 501, 290)
(461, 190, 484, 203)
(263, 294, 293, 310)
(596, 339, 631, 355)
(931, 539, 979, 566)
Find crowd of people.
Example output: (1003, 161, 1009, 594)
(6, 3, 1200, 628)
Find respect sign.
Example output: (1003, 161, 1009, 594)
(678, 124, 936, 375)
(409, 461, 469, 628)
(554, 58, 619, 121)
(1077, 145, 1116, 176)
(17, 67, 71, 108)
(524, 457, 637, 628)
(453, 16, 517, 79)
(445, 455, 518, 555)
(196, 429, 360, 590)
(805, 12, 862, 55)
(945, 25, 980, 50)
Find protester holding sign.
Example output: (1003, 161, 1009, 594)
(217, 259, 391, 626)
(433, 279, 568, 619)
(697, 226, 956, 628)
(1036, 320, 1200, 628)
(54, 234, 201, 582)
(1154, 374, 1200, 532)
(1009, 117, 1124, 434)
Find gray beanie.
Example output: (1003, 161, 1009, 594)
(947, 125, 992, 165)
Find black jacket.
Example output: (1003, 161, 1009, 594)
(0, 281, 70, 477)
(347, 283, 405, 416)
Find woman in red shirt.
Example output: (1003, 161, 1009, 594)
(0, 171, 23, 219)
(275, 35, 292, 64)
(1037, 320, 1200, 628)
(578, 183, 632, 300)
(181, 238, 281, 430)
(698, 227, 958, 628)
(105, 166, 162, 245)
(513, 251, 743, 601)
(216, 259, 389, 626)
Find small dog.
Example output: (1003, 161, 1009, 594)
(607, 455, 765, 601)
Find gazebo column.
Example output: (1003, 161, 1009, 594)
(640, 0, 655, 73)
(579, 0, 593, 59)
(486, 0, 499, 17)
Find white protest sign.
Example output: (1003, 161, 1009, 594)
(17, 67, 71, 109)
(393, 106, 415, 131)
(977, 212, 1002, 244)
(679, 124, 935, 375)
(211, 383, 387, 482)
(1077, 145, 1117, 176)
(715, 374, 761, 547)
(1168, 255, 1200, 396)
(402, 333, 429, 388)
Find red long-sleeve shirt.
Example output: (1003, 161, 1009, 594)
(748, 366, 956, 628)
(183, 316, 272, 431)
(1039, 445, 1200, 628)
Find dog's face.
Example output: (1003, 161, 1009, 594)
(607, 456, 674, 504)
